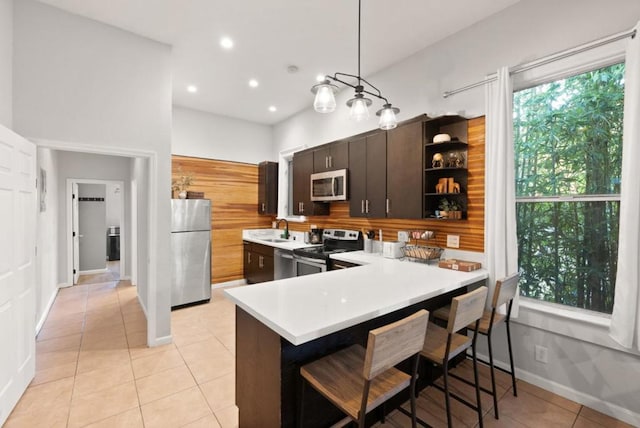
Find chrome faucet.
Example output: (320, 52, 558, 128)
(276, 218, 289, 239)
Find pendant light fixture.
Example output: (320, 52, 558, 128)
(311, 0, 400, 130)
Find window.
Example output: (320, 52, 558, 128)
(513, 62, 624, 314)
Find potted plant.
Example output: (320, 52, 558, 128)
(171, 171, 194, 199)
(439, 198, 462, 219)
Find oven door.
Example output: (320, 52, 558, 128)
(294, 255, 327, 277)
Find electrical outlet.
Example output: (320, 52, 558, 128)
(534, 345, 548, 363)
(446, 234, 460, 248)
(398, 231, 410, 242)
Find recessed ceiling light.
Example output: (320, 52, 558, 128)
(220, 37, 234, 49)
(249, 79, 259, 88)
(316, 74, 326, 82)
(187, 85, 198, 93)
(268, 106, 277, 112)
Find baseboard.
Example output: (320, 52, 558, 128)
(79, 268, 107, 275)
(35, 288, 59, 335)
(149, 334, 173, 347)
(476, 351, 640, 426)
(58, 283, 73, 289)
(137, 294, 148, 317)
(211, 279, 247, 289)
(120, 275, 131, 281)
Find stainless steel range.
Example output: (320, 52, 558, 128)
(292, 229, 363, 276)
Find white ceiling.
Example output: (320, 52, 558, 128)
(36, 0, 520, 125)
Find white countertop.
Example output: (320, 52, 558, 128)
(225, 251, 488, 346)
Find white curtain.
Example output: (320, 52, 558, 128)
(610, 24, 640, 350)
(484, 67, 519, 314)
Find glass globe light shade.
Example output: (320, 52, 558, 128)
(347, 95, 371, 121)
(312, 83, 337, 113)
(377, 104, 399, 130)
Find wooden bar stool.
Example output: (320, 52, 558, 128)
(298, 310, 429, 428)
(421, 286, 488, 428)
(433, 274, 519, 420)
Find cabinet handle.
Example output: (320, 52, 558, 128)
(329, 155, 332, 168)
(301, 202, 304, 213)
(261, 202, 265, 212)
(365, 199, 370, 214)
(325, 156, 329, 169)
(386, 198, 390, 214)
(361, 200, 365, 214)
(248, 252, 251, 264)
(259, 255, 264, 268)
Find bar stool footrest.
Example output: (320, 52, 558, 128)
(449, 371, 493, 396)
(397, 406, 432, 428)
(432, 383, 482, 413)
(463, 353, 516, 378)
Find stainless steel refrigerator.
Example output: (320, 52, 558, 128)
(170, 199, 211, 308)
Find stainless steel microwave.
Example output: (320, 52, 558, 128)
(310, 169, 348, 201)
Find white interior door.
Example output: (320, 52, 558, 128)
(72, 182, 79, 284)
(0, 126, 36, 426)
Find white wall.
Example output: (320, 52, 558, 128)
(131, 157, 149, 314)
(274, 0, 640, 153)
(105, 183, 122, 228)
(0, 0, 12, 128)
(13, 0, 173, 345)
(172, 106, 274, 163)
(36, 147, 59, 331)
(272, 0, 640, 422)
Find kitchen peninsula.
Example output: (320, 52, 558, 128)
(225, 253, 487, 427)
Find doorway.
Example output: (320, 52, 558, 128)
(68, 179, 125, 286)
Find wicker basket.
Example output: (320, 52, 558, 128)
(403, 245, 443, 263)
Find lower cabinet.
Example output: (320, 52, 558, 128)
(243, 241, 274, 284)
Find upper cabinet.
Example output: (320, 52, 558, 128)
(313, 140, 348, 172)
(348, 132, 387, 218)
(289, 114, 473, 220)
(258, 161, 278, 215)
(292, 150, 330, 216)
(423, 115, 469, 219)
(386, 116, 426, 219)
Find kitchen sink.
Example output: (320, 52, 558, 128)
(262, 238, 289, 243)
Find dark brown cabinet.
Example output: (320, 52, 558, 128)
(386, 117, 425, 219)
(292, 150, 329, 216)
(423, 116, 469, 219)
(258, 161, 278, 215)
(313, 140, 349, 172)
(348, 132, 387, 218)
(243, 241, 274, 284)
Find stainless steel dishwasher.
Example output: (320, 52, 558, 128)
(274, 248, 296, 280)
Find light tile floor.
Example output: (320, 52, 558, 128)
(77, 261, 120, 286)
(6, 281, 237, 428)
(5, 280, 634, 428)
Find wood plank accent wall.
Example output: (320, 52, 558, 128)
(172, 156, 272, 283)
(289, 117, 486, 252)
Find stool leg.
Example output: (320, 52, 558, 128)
(443, 359, 452, 428)
(506, 319, 517, 396)
(410, 354, 419, 428)
(472, 342, 484, 428)
(298, 377, 305, 428)
(487, 332, 499, 419)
